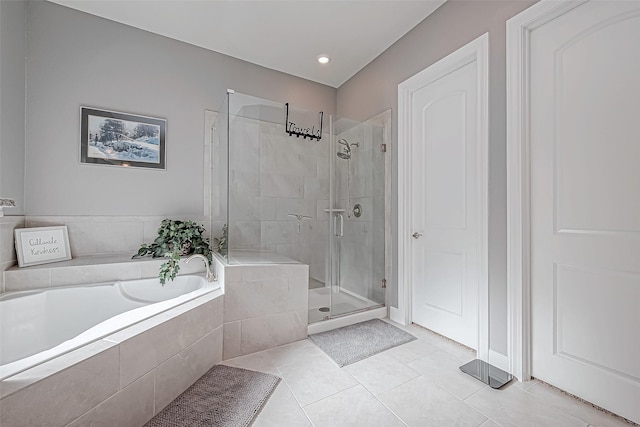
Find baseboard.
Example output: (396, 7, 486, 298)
(389, 306, 406, 325)
(488, 349, 509, 372)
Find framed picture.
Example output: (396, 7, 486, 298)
(15, 226, 72, 267)
(80, 107, 166, 169)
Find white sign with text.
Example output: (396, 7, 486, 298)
(15, 226, 72, 267)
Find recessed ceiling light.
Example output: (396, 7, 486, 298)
(317, 55, 331, 65)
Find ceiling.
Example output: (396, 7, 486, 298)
(47, 0, 446, 88)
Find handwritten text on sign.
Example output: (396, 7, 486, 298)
(19, 228, 69, 265)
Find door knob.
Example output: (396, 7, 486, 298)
(412, 232, 423, 239)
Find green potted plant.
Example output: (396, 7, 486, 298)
(213, 223, 228, 257)
(133, 219, 213, 284)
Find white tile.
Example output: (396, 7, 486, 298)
(260, 173, 304, 198)
(407, 324, 476, 361)
(0, 343, 120, 426)
(66, 220, 144, 256)
(50, 263, 142, 287)
(511, 378, 539, 391)
(261, 220, 304, 245)
(408, 350, 486, 400)
(222, 351, 280, 376)
(0, 339, 118, 398)
(0, 218, 23, 263)
(229, 220, 261, 246)
(252, 382, 312, 427)
(4, 267, 50, 291)
(345, 353, 420, 395)
(383, 337, 440, 364)
(224, 278, 289, 322)
(240, 309, 307, 355)
(229, 172, 261, 221)
(277, 353, 358, 406)
(154, 326, 223, 413)
(525, 382, 634, 427)
(378, 376, 487, 427)
(304, 385, 405, 427)
(223, 321, 241, 360)
(66, 370, 155, 427)
(303, 176, 329, 200)
(256, 339, 326, 369)
(240, 264, 306, 282)
(116, 298, 221, 388)
(465, 383, 588, 427)
(276, 151, 317, 178)
(316, 199, 330, 220)
(260, 197, 278, 220)
(287, 272, 309, 311)
(222, 264, 243, 283)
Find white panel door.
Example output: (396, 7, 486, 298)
(529, 1, 640, 422)
(410, 59, 479, 350)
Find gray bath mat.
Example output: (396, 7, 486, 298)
(145, 365, 280, 427)
(309, 319, 416, 367)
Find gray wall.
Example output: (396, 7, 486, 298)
(0, 0, 26, 214)
(336, 0, 538, 356)
(24, 1, 336, 216)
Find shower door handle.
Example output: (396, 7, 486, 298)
(334, 214, 344, 237)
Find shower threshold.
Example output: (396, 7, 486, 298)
(307, 305, 387, 335)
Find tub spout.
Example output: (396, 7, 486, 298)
(185, 254, 217, 282)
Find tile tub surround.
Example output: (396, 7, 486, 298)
(2, 253, 208, 293)
(221, 261, 309, 360)
(0, 215, 25, 293)
(0, 288, 224, 427)
(24, 215, 214, 258)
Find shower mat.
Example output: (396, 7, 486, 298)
(145, 365, 280, 427)
(309, 318, 416, 367)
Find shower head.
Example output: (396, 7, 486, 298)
(336, 138, 359, 159)
(337, 150, 351, 160)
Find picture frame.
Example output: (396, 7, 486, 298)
(15, 226, 72, 267)
(80, 107, 166, 169)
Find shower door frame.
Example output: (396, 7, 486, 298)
(325, 113, 389, 321)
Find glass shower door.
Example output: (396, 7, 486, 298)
(328, 118, 386, 318)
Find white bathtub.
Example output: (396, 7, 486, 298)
(0, 274, 220, 381)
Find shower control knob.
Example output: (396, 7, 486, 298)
(412, 232, 423, 239)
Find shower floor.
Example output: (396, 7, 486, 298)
(308, 287, 382, 324)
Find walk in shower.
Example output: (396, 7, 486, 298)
(211, 90, 388, 324)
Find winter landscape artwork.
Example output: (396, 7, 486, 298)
(80, 107, 166, 169)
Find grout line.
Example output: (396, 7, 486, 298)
(522, 379, 639, 427)
(370, 380, 413, 427)
(463, 383, 489, 402)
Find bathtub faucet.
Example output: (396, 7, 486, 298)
(185, 254, 217, 282)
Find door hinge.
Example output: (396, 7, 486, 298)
(381, 278, 387, 289)
(381, 143, 387, 153)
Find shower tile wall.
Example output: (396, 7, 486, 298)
(335, 123, 385, 304)
(228, 116, 328, 283)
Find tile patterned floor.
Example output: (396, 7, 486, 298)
(222, 319, 635, 427)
